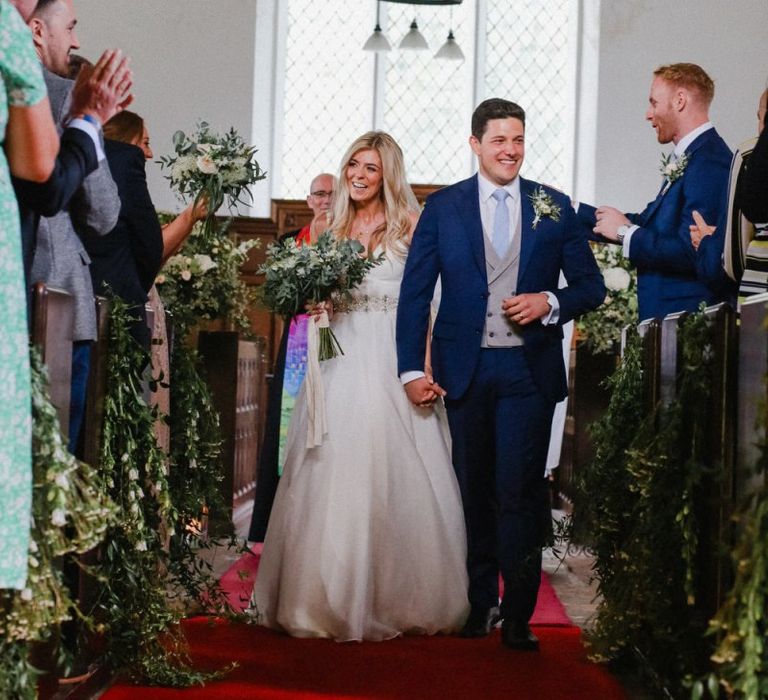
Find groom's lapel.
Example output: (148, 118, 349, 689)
(455, 176, 487, 277)
(518, 178, 537, 282)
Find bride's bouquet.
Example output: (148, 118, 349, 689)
(258, 230, 382, 360)
(159, 120, 266, 236)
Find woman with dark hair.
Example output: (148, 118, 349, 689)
(84, 110, 205, 348)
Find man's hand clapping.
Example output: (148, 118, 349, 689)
(69, 49, 133, 125)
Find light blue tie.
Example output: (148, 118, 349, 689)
(491, 188, 510, 258)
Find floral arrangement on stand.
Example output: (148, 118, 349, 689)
(154, 124, 264, 620)
(576, 242, 638, 354)
(0, 350, 116, 699)
(156, 219, 258, 337)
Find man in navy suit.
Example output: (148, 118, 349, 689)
(396, 99, 604, 650)
(578, 63, 732, 322)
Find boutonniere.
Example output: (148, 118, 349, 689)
(529, 187, 561, 229)
(659, 152, 689, 183)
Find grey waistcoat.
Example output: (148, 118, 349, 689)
(481, 223, 525, 348)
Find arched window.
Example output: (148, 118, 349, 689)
(277, 0, 574, 198)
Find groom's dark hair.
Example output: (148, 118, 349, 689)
(471, 99, 526, 140)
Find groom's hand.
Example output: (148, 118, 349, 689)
(404, 376, 446, 408)
(502, 293, 551, 325)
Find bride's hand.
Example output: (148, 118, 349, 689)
(305, 299, 334, 322)
(404, 376, 446, 409)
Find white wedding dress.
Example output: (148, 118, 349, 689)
(250, 249, 469, 641)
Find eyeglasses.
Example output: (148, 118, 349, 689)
(310, 190, 334, 198)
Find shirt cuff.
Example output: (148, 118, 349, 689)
(540, 291, 560, 325)
(400, 370, 425, 386)
(67, 118, 106, 161)
(622, 225, 639, 257)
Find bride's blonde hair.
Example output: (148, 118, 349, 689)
(329, 131, 420, 257)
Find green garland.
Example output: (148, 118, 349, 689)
(696, 459, 768, 699)
(0, 349, 116, 698)
(578, 312, 719, 696)
(94, 295, 219, 685)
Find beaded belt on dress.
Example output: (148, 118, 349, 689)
(335, 294, 398, 313)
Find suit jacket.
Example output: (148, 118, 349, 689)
(13, 126, 98, 288)
(737, 124, 768, 224)
(397, 175, 605, 404)
(578, 127, 732, 321)
(695, 137, 756, 304)
(30, 68, 120, 341)
(84, 139, 163, 308)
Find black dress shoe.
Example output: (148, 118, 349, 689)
(460, 606, 502, 638)
(501, 620, 539, 650)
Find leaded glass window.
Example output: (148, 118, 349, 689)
(278, 0, 574, 197)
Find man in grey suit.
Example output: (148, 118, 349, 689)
(29, 0, 122, 451)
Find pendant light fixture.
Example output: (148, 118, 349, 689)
(363, 1, 464, 55)
(399, 18, 429, 50)
(363, 0, 392, 52)
(434, 6, 463, 60)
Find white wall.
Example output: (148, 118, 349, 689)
(74, 0, 270, 215)
(581, 0, 768, 210)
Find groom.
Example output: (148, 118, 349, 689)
(396, 98, 604, 650)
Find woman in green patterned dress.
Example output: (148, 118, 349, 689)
(0, 0, 60, 589)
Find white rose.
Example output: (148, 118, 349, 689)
(20, 588, 33, 602)
(55, 473, 69, 490)
(181, 269, 192, 281)
(128, 468, 139, 481)
(603, 267, 631, 292)
(51, 509, 67, 527)
(193, 254, 217, 273)
(135, 540, 148, 551)
(196, 155, 219, 174)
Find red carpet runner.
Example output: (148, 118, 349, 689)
(103, 546, 626, 699)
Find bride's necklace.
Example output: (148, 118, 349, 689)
(352, 210, 385, 241)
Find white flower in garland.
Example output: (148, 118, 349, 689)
(51, 509, 67, 527)
(529, 187, 562, 229)
(659, 152, 689, 183)
(603, 267, 632, 292)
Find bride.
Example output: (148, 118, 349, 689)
(250, 132, 469, 641)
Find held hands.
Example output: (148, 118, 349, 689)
(69, 49, 133, 126)
(404, 374, 447, 409)
(501, 293, 551, 325)
(593, 206, 630, 242)
(689, 210, 716, 251)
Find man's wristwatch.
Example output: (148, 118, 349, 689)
(617, 224, 631, 243)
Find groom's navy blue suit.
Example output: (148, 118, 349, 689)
(397, 175, 604, 623)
